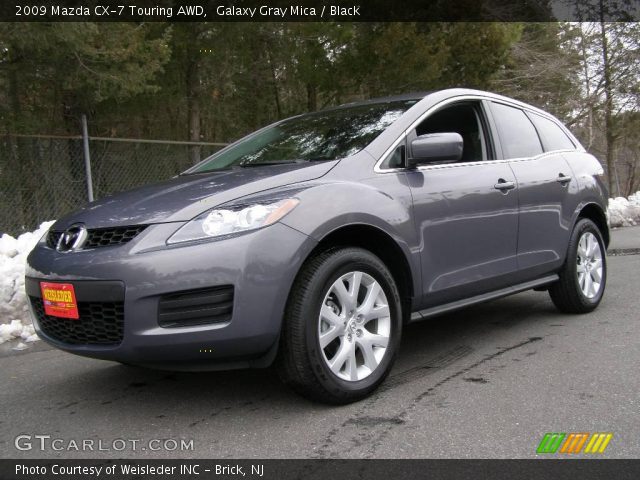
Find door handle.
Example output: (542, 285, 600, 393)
(556, 173, 572, 186)
(494, 179, 516, 191)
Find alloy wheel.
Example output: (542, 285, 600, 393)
(318, 271, 391, 381)
(576, 231, 604, 299)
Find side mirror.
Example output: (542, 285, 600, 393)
(408, 132, 463, 168)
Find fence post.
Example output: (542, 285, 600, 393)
(81, 114, 95, 202)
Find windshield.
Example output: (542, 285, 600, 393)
(187, 100, 417, 173)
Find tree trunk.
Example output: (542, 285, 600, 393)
(307, 83, 317, 112)
(186, 56, 201, 165)
(630, 157, 640, 194)
(7, 67, 28, 230)
(267, 48, 282, 119)
(578, 25, 594, 150)
(599, 16, 616, 196)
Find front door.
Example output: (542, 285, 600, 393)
(406, 101, 519, 308)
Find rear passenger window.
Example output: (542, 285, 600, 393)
(490, 102, 543, 158)
(529, 113, 575, 151)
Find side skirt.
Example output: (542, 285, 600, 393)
(410, 274, 559, 322)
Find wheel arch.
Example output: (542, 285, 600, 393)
(577, 202, 610, 248)
(303, 223, 416, 323)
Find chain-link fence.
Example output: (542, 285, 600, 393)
(0, 134, 226, 236)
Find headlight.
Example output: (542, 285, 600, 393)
(167, 198, 299, 245)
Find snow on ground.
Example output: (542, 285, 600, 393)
(0, 191, 639, 346)
(608, 191, 640, 228)
(0, 221, 54, 344)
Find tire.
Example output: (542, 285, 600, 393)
(549, 218, 607, 313)
(277, 247, 402, 404)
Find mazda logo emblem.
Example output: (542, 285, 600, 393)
(56, 224, 88, 252)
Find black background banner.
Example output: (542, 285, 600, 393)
(2, 459, 640, 480)
(1, 0, 639, 22)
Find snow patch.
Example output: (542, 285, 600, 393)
(608, 191, 640, 228)
(0, 221, 54, 344)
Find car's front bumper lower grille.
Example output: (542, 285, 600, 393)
(30, 297, 124, 345)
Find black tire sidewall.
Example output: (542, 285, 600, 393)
(568, 219, 607, 307)
(302, 249, 402, 398)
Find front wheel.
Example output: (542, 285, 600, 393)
(549, 218, 607, 313)
(277, 247, 402, 404)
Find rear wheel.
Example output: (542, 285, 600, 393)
(277, 247, 402, 404)
(549, 218, 606, 313)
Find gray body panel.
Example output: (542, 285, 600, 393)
(405, 161, 520, 308)
(26, 88, 608, 368)
(508, 152, 577, 276)
(52, 161, 338, 230)
(27, 222, 316, 368)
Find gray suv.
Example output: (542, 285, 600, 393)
(27, 89, 608, 403)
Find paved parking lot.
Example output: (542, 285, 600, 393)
(1, 236, 639, 459)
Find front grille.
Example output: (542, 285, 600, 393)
(158, 286, 234, 328)
(85, 225, 147, 248)
(46, 225, 146, 250)
(30, 297, 124, 345)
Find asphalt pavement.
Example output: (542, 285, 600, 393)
(1, 229, 639, 459)
(609, 225, 640, 253)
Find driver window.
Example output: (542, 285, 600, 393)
(415, 102, 489, 162)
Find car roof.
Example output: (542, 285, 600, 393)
(283, 92, 430, 118)
(288, 88, 569, 140)
(327, 88, 552, 118)
(332, 92, 432, 109)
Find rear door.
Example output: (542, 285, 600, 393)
(488, 101, 576, 279)
(405, 101, 519, 308)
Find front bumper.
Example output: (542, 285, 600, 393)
(26, 222, 316, 370)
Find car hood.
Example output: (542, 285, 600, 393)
(54, 161, 337, 229)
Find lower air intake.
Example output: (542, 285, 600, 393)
(158, 286, 234, 328)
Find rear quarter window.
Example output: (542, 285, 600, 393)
(490, 102, 543, 159)
(529, 113, 576, 151)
